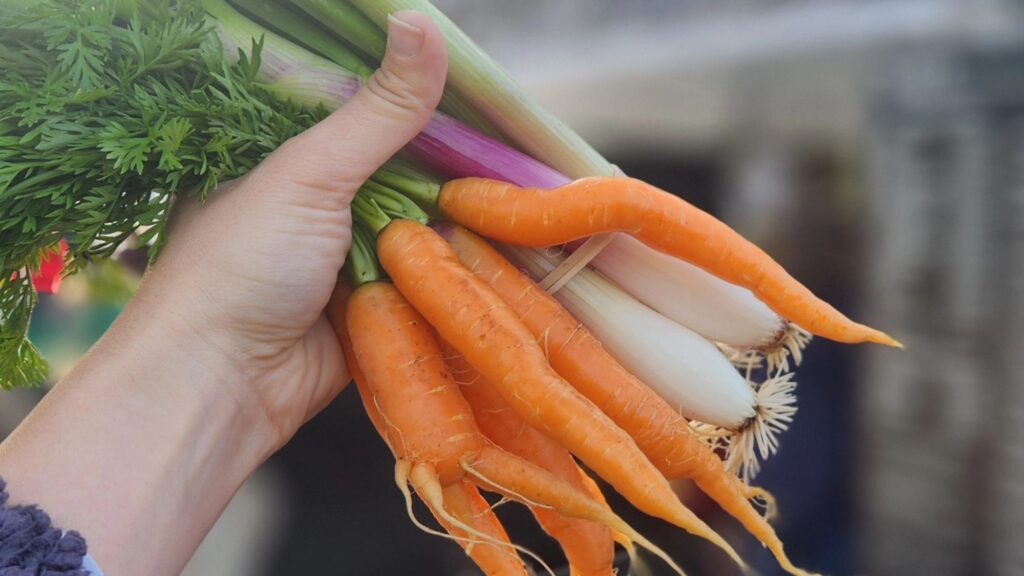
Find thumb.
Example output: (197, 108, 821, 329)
(257, 10, 447, 201)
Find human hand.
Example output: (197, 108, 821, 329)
(130, 11, 448, 452)
(0, 13, 446, 576)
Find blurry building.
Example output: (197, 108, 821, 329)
(863, 44, 1024, 576)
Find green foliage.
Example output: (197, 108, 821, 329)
(0, 0, 329, 386)
(0, 276, 47, 389)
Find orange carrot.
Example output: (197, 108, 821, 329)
(443, 225, 815, 576)
(377, 219, 745, 569)
(344, 280, 687, 574)
(329, 286, 528, 575)
(575, 470, 633, 553)
(424, 478, 530, 576)
(438, 176, 898, 347)
(446, 345, 615, 576)
(326, 284, 387, 441)
(347, 281, 483, 484)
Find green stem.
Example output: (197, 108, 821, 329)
(348, 0, 612, 178)
(344, 223, 382, 286)
(289, 0, 508, 140)
(359, 184, 404, 216)
(361, 181, 429, 223)
(229, 0, 374, 77)
(372, 164, 440, 207)
(289, 0, 386, 61)
(351, 192, 391, 235)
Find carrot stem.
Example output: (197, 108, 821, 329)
(344, 224, 381, 287)
(230, 0, 376, 78)
(360, 181, 429, 223)
(288, 0, 386, 61)
(351, 192, 392, 235)
(373, 165, 442, 208)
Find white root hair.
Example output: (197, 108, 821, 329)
(763, 323, 812, 376)
(718, 322, 812, 376)
(724, 372, 799, 482)
(686, 371, 799, 483)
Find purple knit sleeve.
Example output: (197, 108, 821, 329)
(0, 477, 92, 576)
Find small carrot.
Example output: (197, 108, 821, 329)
(575, 470, 633, 554)
(442, 225, 816, 576)
(437, 176, 899, 347)
(328, 286, 528, 575)
(344, 280, 687, 574)
(446, 344, 616, 576)
(425, 478, 531, 576)
(377, 219, 745, 570)
(326, 283, 387, 440)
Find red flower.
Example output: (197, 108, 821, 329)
(31, 239, 69, 294)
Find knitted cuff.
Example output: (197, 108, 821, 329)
(0, 477, 91, 576)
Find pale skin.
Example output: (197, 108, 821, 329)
(0, 11, 447, 576)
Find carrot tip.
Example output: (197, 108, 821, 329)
(869, 331, 904, 349)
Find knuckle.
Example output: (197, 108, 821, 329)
(364, 65, 431, 117)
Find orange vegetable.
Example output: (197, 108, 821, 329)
(419, 476, 530, 576)
(438, 176, 899, 347)
(443, 225, 814, 576)
(446, 344, 615, 576)
(341, 280, 684, 574)
(329, 285, 527, 576)
(377, 219, 744, 570)
(575, 470, 633, 553)
(327, 284, 387, 439)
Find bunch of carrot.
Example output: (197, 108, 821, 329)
(190, 1, 904, 573)
(191, 0, 900, 483)
(0, 0, 901, 572)
(316, 152, 901, 575)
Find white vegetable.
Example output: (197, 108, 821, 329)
(503, 246, 756, 429)
(587, 234, 785, 349)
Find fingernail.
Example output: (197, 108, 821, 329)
(387, 12, 425, 58)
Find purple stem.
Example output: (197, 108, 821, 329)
(410, 112, 571, 188)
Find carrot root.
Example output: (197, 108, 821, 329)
(408, 462, 546, 576)
(379, 220, 742, 568)
(577, 468, 634, 557)
(440, 481, 526, 574)
(744, 486, 778, 523)
(462, 446, 689, 576)
(690, 468, 817, 576)
(394, 460, 461, 545)
(448, 346, 617, 576)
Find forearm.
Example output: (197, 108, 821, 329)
(0, 300, 273, 576)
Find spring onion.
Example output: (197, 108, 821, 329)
(347, 0, 613, 179)
(501, 245, 756, 429)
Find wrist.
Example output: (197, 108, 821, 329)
(109, 291, 280, 466)
(0, 294, 276, 575)
(115, 273, 284, 458)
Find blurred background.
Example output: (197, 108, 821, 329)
(3, 0, 1024, 574)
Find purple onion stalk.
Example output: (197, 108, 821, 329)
(208, 0, 566, 188)
(209, 0, 797, 359)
